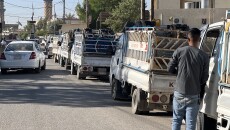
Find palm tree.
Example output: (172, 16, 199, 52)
(65, 13, 75, 24)
(65, 13, 75, 19)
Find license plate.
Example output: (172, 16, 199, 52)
(14, 55, 21, 60)
(98, 68, 107, 75)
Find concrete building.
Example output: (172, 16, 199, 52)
(44, 0, 53, 21)
(153, 0, 230, 28)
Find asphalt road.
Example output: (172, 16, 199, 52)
(0, 59, 184, 130)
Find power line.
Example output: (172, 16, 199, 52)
(4, 1, 44, 9)
(5, 15, 42, 19)
(65, 7, 75, 12)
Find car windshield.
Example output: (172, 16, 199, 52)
(5, 43, 34, 51)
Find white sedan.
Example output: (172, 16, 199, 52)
(0, 41, 46, 74)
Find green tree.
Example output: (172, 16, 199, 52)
(75, 0, 121, 28)
(36, 18, 48, 31)
(19, 31, 29, 40)
(47, 19, 64, 34)
(36, 29, 48, 36)
(105, 0, 141, 32)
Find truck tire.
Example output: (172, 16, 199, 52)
(54, 55, 58, 63)
(111, 77, 122, 100)
(60, 58, 65, 67)
(76, 66, 86, 80)
(196, 112, 217, 130)
(1, 69, 7, 74)
(65, 58, 68, 70)
(48, 55, 52, 59)
(132, 88, 149, 115)
(71, 62, 77, 75)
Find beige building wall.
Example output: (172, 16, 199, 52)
(154, 8, 228, 28)
(215, 0, 230, 8)
(60, 24, 87, 33)
(157, 0, 181, 9)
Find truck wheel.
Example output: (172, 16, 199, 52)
(48, 55, 52, 59)
(61, 58, 65, 67)
(54, 55, 58, 63)
(1, 69, 7, 74)
(111, 78, 122, 100)
(76, 66, 86, 80)
(65, 58, 68, 70)
(71, 62, 77, 75)
(132, 88, 149, 115)
(65, 59, 71, 70)
(196, 112, 217, 130)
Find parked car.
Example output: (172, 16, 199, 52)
(0, 41, 46, 74)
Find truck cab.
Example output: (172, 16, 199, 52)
(196, 10, 230, 130)
(216, 10, 230, 130)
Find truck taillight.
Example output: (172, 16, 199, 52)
(152, 95, 160, 102)
(83, 66, 88, 71)
(30, 52, 36, 59)
(0, 53, 6, 60)
(160, 95, 168, 103)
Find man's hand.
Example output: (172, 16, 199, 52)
(200, 83, 206, 99)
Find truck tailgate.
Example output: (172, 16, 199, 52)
(83, 57, 111, 67)
(150, 74, 176, 93)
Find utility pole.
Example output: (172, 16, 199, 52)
(86, 0, 89, 28)
(141, 0, 145, 20)
(63, 0, 65, 23)
(150, 0, 154, 21)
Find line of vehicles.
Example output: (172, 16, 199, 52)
(1, 10, 228, 130)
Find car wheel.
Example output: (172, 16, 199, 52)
(111, 77, 122, 100)
(132, 88, 149, 115)
(41, 60, 46, 70)
(35, 63, 41, 73)
(70, 62, 77, 75)
(1, 69, 7, 74)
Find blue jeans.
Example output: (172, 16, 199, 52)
(172, 91, 200, 130)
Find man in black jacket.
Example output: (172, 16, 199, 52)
(168, 28, 209, 130)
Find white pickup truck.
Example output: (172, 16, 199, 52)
(51, 36, 62, 63)
(70, 29, 117, 79)
(59, 32, 74, 69)
(194, 10, 230, 130)
(110, 27, 189, 114)
(215, 10, 230, 130)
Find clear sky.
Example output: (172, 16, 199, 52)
(5, 0, 151, 27)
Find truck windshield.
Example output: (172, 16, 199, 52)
(84, 37, 116, 56)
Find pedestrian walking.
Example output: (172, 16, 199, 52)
(168, 28, 210, 130)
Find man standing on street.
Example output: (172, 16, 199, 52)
(168, 28, 209, 130)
